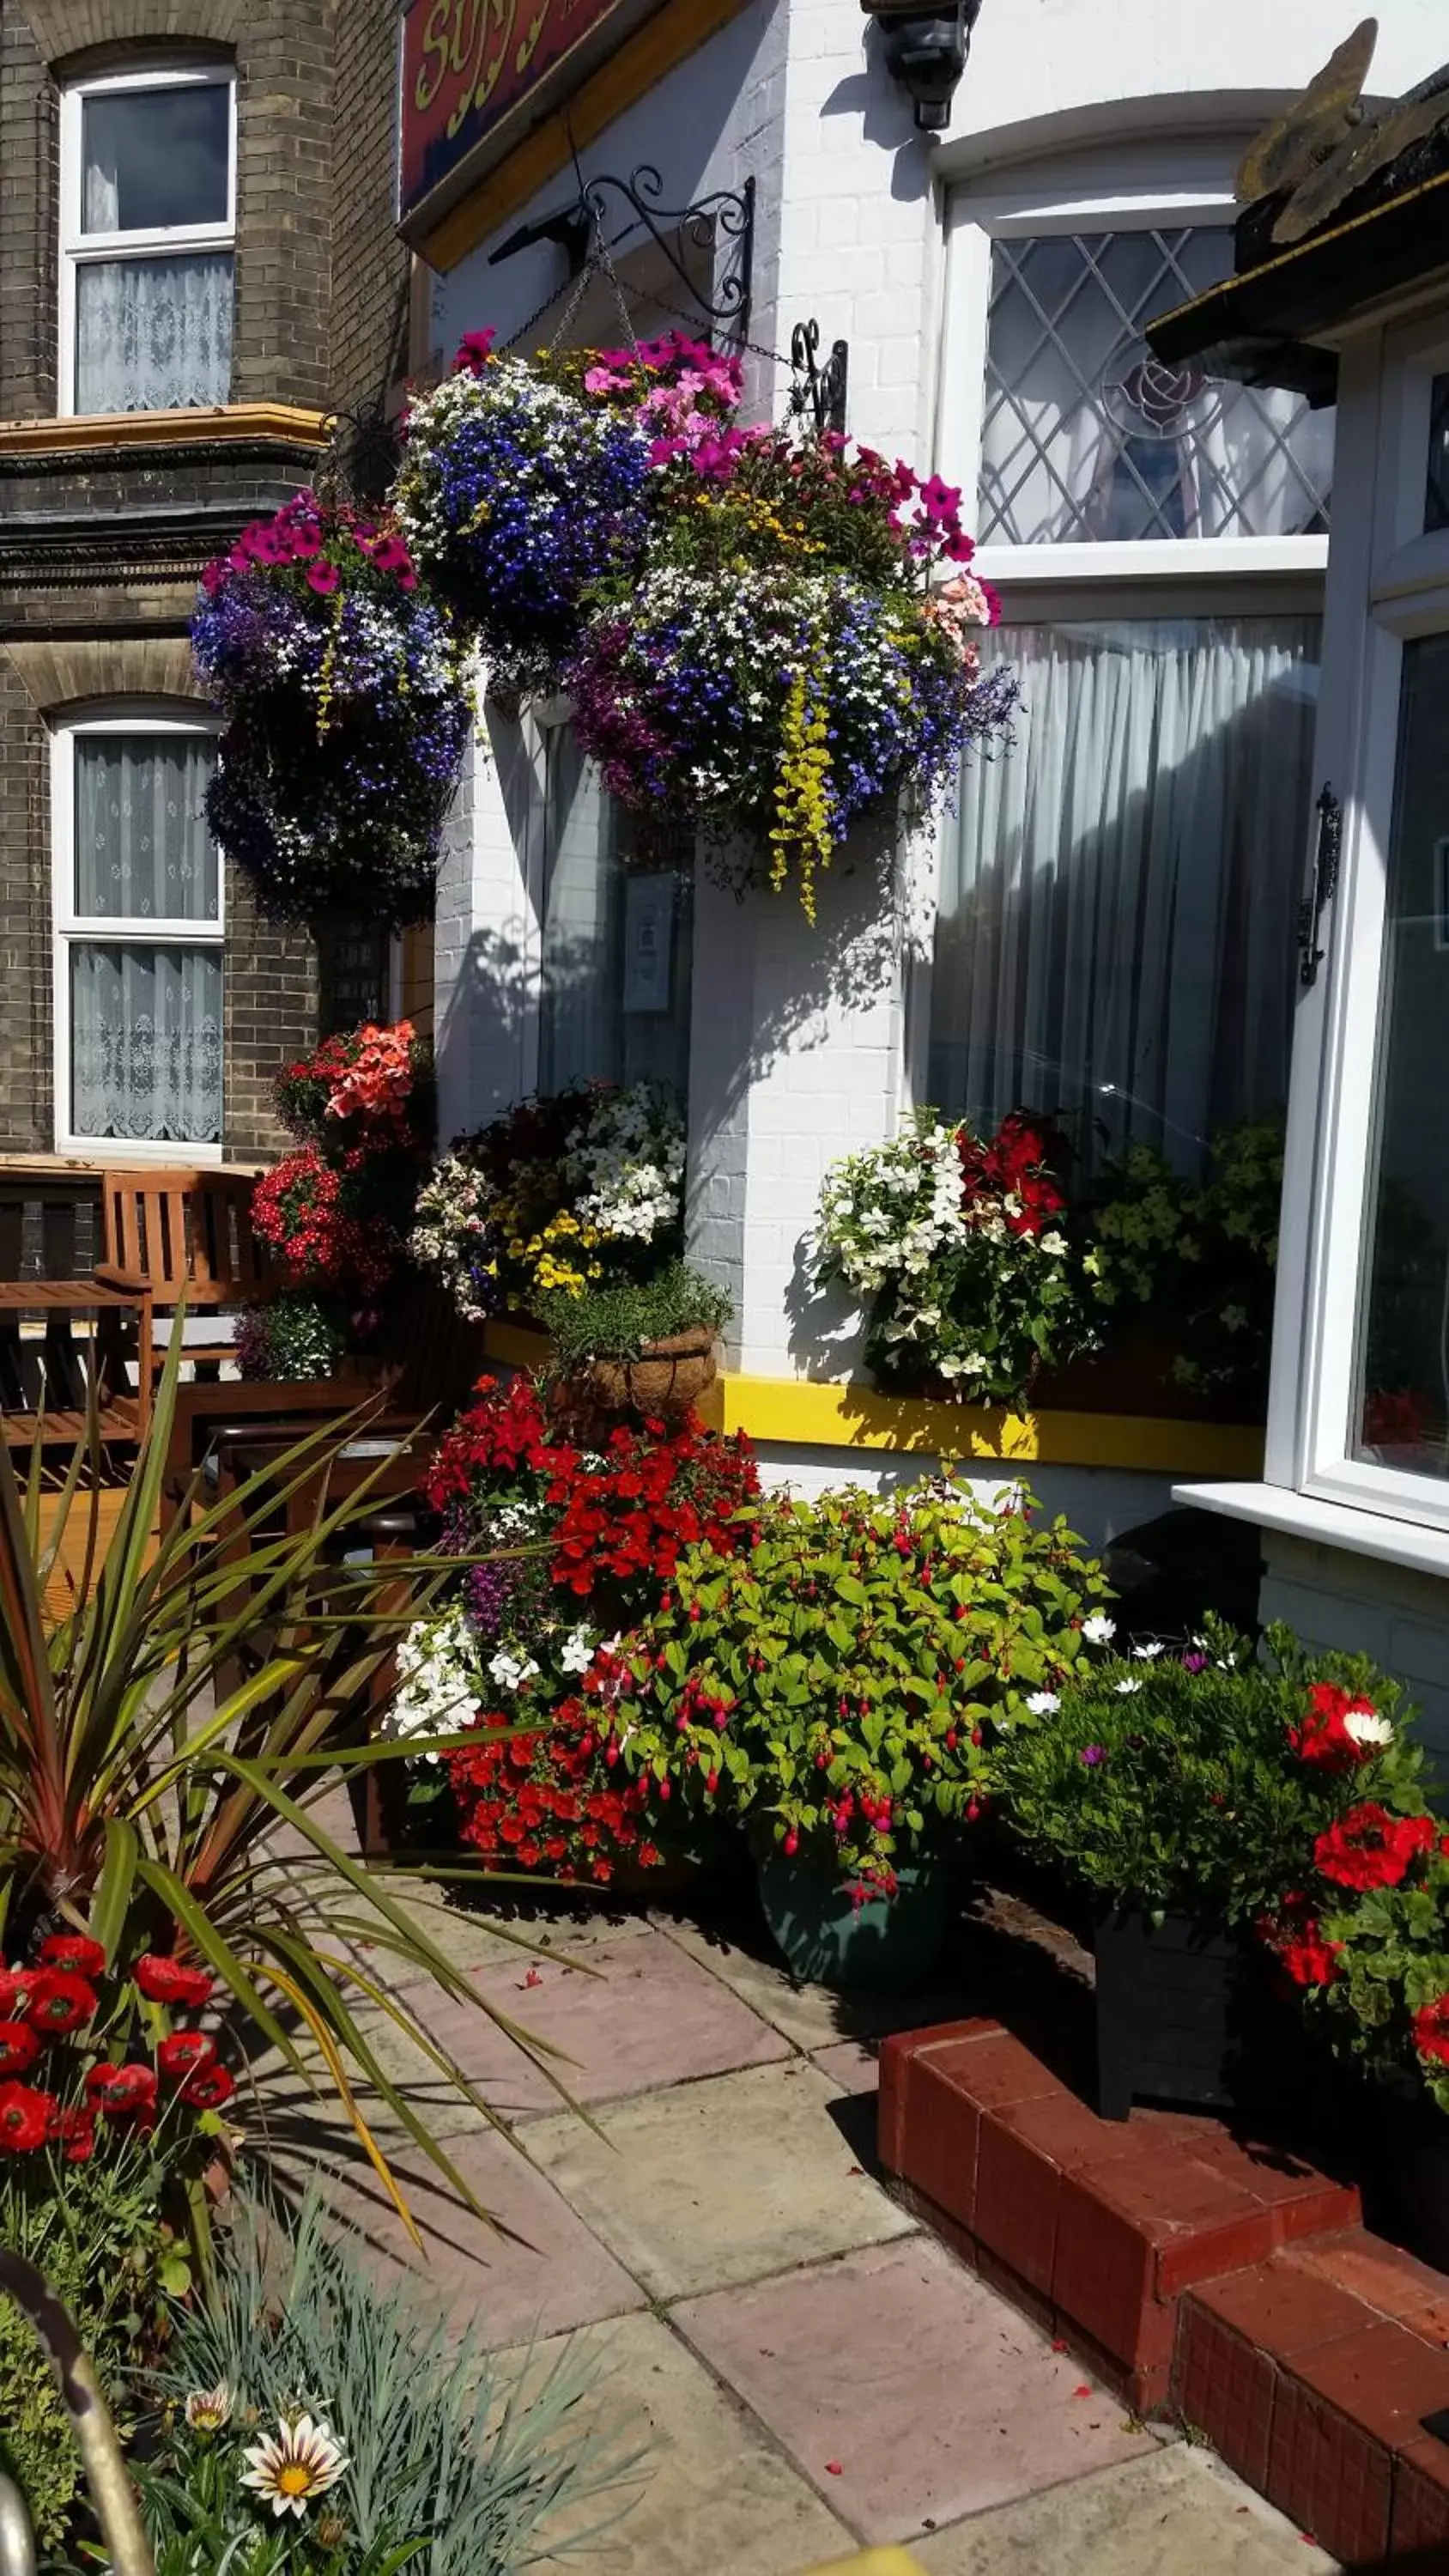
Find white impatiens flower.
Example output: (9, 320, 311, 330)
(1082, 1614, 1117, 1645)
(1344, 1707, 1394, 1749)
(558, 1627, 597, 1677)
(185, 2383, 232, 2433)
(488, 1648, 540, 1693)
(1025, 1691, 1060, 1716)
(1131, 1642, 1165, 1662)
(1114, 1679, 1143, 1697)
(240, 2415, 349, 2519)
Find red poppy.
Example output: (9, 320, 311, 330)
(0, 2082, 55, 2151)
(27, 1970, 98, 2035)
(179, 2061, 235, 2111)
(1313, 1805, 1435, 1892)
(85, 2061, 159, 2117)
(134, 1953, 215, 2010)
(0, 1968, 37, 2020)
(157, 2032, 216, 2081)
(50, 2104, 96, 2164)
(0, 2022, 40, 2077)
(1412, 1996, 1449, 2067)
(39, 1934, 106, 1978)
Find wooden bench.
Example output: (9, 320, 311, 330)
(0, 1279, 152, 1447)
(96, 1167, 275, 1390)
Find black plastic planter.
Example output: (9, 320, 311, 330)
(1094, 1909, 1321, 2123)
(1358, 2085, 1449, 2273)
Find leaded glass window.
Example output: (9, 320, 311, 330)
(1426, 374, 1449, 533)
(979, 228, 1335, 545)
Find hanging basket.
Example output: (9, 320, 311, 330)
(566, 1324, 721, 1423)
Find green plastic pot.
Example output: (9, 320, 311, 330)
(755, 1847, 955, 1992)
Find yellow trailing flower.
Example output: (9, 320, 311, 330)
(771, 665, 834, 922)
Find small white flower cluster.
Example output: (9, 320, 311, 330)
(566, 1083, 686, 1246)
(380, 1605, 487, 1762)
(487, 1646, 539, 1693)
(410, 1154, 500, 1321)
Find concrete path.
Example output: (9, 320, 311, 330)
(263, 1875, 1339, 2576)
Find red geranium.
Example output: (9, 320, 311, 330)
(1258, 1912, 1343, 1988)
(85, 2061, 158, 2118)
(1289, 1681, 1383, 1771)
(50, 2104, 96, 2164)
(1313, 1804, 1436, 1892)
(157, 2032, 216, 2081)
(0, 2083, 55, 2151)
(1412, 1996, 1449, 2067)
(958, 1111, 1065, 1241)
(252, 1145, 399, 1295)
(39, 1934, 106, 1978)
(0, 2022, 40, 2077)
(179, 2061, 236, 2111)
(135, 1953, 215, 2009)
(27, 1969, 98, 2035)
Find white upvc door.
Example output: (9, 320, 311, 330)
(1271, 314, 1449, 1533)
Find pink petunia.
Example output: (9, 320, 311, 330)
(306, 561, 341, 595)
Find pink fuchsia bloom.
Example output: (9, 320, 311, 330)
(306, 561, 341, 595)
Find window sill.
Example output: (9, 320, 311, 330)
(0, 404, 332, 455)
(1173, 1479, 1449, 1582)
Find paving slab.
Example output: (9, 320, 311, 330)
(293, 2117, 647, 2350)
(524, 2059, 917, 2300)
(502, 2311, 856, 2575)
(674, 2235, 1157, 2545)
(665, 1920, 963, 2055)
(912, 2445, 1337, 2573)
(466, 1925, 793, 2108)
(813, 2039, 882, 2095)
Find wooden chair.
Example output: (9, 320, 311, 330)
(96, 1169, 274, 1385)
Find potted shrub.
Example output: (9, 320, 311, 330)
(603, 1478, 1110, 1989)
(997, 1620, 1424, 2118)
(537, 1261, 733, 1423)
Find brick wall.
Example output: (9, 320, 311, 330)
(223, 866, 318, 1157)
(0, 651, 53, 1152)
(330, 0, 409, 415)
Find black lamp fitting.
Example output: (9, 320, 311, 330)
(862, 0, 982, 133)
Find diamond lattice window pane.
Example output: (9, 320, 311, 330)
(979, 228, 1335, 545)
(1426, 373, 1449, 532)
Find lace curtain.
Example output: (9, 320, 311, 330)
(75, 253, 233, 412)
(929, 617, 1320, 1170)
(70, 946, 223, 1144)
(76, 735, 218, 920)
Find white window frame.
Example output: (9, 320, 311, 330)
(1264, 311, 1449, 1538)
(52, 711, 225, 1163)
(58, 63, 237, 419)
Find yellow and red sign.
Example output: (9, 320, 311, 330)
(401, 0, 636, 218)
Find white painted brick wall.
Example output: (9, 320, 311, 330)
(1260, 1535, 1449, 1764)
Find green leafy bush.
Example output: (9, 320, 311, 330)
(997, 1618, 1424, 1926)
(604, 1476, 1110, 1892)
(1087, 1119, 1283, 1399)
(537, 1261, 732, 1368)
(139, 2187, 646, 2574)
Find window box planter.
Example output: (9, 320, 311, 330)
(1094, 1908, 1326, 2123)
(757, 1847, 955, 1993)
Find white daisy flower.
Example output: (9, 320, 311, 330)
(1025, 1690, 1060, 1715)
(1114, 1679, 1143, 1696)
(1082, 1614, 1117, 1645)
(1131, 1642, 1165, 1661)
(1343, 1708, 1393, 1749)
(240, 2415, 349, 2519)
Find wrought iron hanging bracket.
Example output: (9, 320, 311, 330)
(489, 168, 755, 345)
(1298, 782, 1343, 987)
(789, 320, 850, 436)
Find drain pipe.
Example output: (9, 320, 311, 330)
(0, 2253, 155, 2576)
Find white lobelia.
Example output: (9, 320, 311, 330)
(240, 2415, 349, 2519)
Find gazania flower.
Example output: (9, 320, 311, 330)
(39, 1934, 106, 1978)
(180, 2061, 235, 2111)
(157, 2032, 216, 2081)
(240, 2415, 349, 2518)
(0, 2022, 39, 2077)
(27, 1970, 98, 2035)
(0, 2082, 55, 2152)
(185, 2383, 233, 2433)
(135, 1954, 215, 2010)
(85, 2061, 158, 2118)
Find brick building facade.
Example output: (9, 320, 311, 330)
(0, 0, 409, 1165)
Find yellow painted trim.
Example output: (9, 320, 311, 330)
(481, 1319, 555, 1370)
(802, 2555, 927, 2575)
(712, 1375, 1267, 1479)
(415, 0, 755, 273)
(0, 404, 334, 455)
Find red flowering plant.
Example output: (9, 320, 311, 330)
(815, 1109, 1100, 1404)
(1295, 1775, 1449, 2117)
(601, 1476, 1111, 1900)
(379, 1372, 761, 1883)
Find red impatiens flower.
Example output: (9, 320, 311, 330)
(134, 1953, 215, 2010)
(39, 1934, 107, 1978)
(0, 2022, 40, 2077)
(1412, 1996, 1449, 2067)
(27, 1969, 99, 2035)
(85, 2061, 159, 2118)
(50, 2104, 96, 2164)
(1313, 1804, 1436, 1892)
(0, 2082, 55, 2151)
(0, 1968, 37, 2019)
(180, 2061, 236, 2111)
(157, 2032, 216, 2081)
